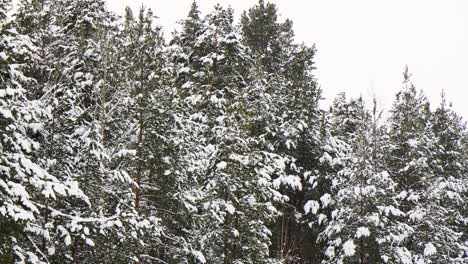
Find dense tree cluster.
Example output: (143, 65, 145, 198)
(1, 0, 466, 263)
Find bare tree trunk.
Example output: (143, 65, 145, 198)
(71, 238, 79, 264)
(134, 112, 144, 264)
(135, 112, 143, 210)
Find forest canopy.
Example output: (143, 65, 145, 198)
(1, 0, 466, 263)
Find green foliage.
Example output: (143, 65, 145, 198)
(1, 1, 466, 264)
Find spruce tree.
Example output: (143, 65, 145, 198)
(424, 92, 467, 263)
(241, 1, 325, 262)
(315, 95, 400, 264)
(0, 1, 91, 262)
(382, 67, 467, 263)
(170, 4, 289, 263)
(25, 1, 153, 262)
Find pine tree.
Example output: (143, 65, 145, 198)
(13, 0, 53, 101)
(111, 6, 170, 263)
(314, 95, 401, 264)
(423, 92, 467, 263)
(0, 1, 92, 262)
(241, 0, 294, 74)
(241, 1, 324, 262)
(168, 5, 289, 263)
(20, 1, 155, 262)
(382, 67, 467, 263)
(3, 1, 467, 263)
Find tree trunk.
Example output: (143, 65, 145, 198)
(134, 112, 144, 264)
(135, 112, 144, 210)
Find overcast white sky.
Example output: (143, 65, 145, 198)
(107, 0, 468, 119)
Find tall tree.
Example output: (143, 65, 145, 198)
(382, 67, 467, 263)
(314, 95, 401, 264)
(241, 1, 325, 263)
(0, 1, 91, 262)
(24, 1, 154, 262)
(423, 92, 467, 263)
(170, 4, 289, 263)
(113, 6, 171, 263)
(241, 0, 294, 74)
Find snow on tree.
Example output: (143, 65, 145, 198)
(0, 1, 89, 262)
(314, 94, 403, 264)
(167, 4, 289, 263)
(1, 1, 467, 263)
(101, 6, 170, 263)
(241, 2, 331, 263)
(10, 1, 159, 262)
(383, 67, 467, 263)
(424, 91, 467, 263)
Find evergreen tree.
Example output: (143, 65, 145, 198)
(241, 1, 324, 263)
(383, 67, 466, 263)
(329, 93, 368, 139)
(424, 92, 467, 263)
(0, 1, 90, 262)
(170, 5, 288, 263)
(315, 95, 400, 264)
(14, 0, 53, 101)
(23, 1, 153, 262)
(1, 1, 467, 263)
(113, 6, 170, 263)
(241, 0, 294, 74)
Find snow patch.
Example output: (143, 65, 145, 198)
(304, 200, 320, 215)
(325, 246, 335, 258)
(320, 193, 332, 208)
(396, 190, 408, 200)
(192, 250, 206, 263)
(408, 207, 426, 222)
(64, 235, 71, 246)
(225, 203, 235, 214)
(408, 138, 418, 147)
(318, 214, 327, 225)
(85, 238, 95, 247)
(424, 243, 436, 256)
(216, 161, 227, 170)
(343, 240, 356, 257)
(407, 193, 420, 202)
(355, 227, 370, 238)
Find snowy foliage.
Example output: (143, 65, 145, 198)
(1, 1, 466, 264)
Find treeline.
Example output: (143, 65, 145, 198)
(0, 0, 466, 263)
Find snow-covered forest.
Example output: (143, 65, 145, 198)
(1, 0, 467, 263)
